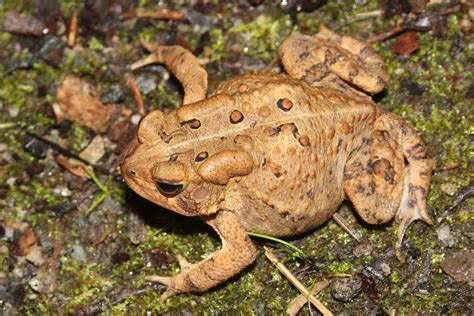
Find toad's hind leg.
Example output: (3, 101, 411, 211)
(344, 113, 433, 262)
(279, 25, 388, 95)
(131, 42, 208, 105)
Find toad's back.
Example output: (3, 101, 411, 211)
(177, 73, 379, 236)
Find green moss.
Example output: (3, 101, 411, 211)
(328, 261, 352, 274)
(229, 14, 292, 62)
(88, 37, 105, 51)
(389, 268, 402, 283)
(208, 28, 226, 62)
(58, 258, 113, 312)
(68, 122, 89, 153)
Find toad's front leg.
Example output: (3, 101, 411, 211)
(146, 210, 257, 303)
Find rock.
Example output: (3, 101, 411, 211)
(135, 74, 158, 95)
(1, 10, 46, 36)
(79, 135, 105, 165)
(353, 242, 373, 257)
(25, 245, 45, 266)
(28, 264, 58, 294)
(331, 276, 362, 302)
(126, 212, 148, 245)
(101, 84, 126, 104)
(38, 36, 65, 66)
(23, 134, 48, 159)
(144, 249, 175, 270)
(71, 243, 87, 262)
(379, 263, 391, 276)
(441, 250, 474, 282)
(436, 224, 456, 247)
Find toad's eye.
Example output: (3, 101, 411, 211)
(155, 181, 184, 197)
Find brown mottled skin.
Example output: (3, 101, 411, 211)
(121, 25, 433, 302)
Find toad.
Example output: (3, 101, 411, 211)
(121, 25, 433, 302)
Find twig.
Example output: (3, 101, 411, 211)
(354, 10, 383, 19)
(128, 73, 145, 116)
(264, 247, 333, 316)
(124, 9, 183, 20)
(25, 131, 110, 175)
(287, 280, 330, 316)
(67, 10, 79, 48)
(367, 25, 405, 43)
(445, 180, 474, 213)
(332, 213, 362, 242)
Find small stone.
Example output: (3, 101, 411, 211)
(131, 114, 141, 125)
(298, 135, 311, 146)
(71, 243, 87, 262)
(331, 276, 362, 302)
(79, 135, 105, 165)
(135, 74, 157, 94)
(23, 135, 48, 159)
(258, 106, 271, 118)
(441, 250, 474, 282)
(101, 84, 125, 104)
(441, 183, 457, 196)
(145, 249, 175, 269)
(353, 242, 373, 257)
(127, 212, 148, 245)
(26, 162, 45, 177)
(436, 224, 456, 247)
(379, 262, 391, 276)
(25, 245, 45, 266)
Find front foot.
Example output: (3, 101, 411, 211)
(145, 211, 257, 303)
(146, 255, 193, 303)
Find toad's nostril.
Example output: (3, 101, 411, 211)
(129, 169, 137, 177)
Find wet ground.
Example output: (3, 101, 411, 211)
(0, 0, 473, 314)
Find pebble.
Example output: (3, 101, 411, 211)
(131, 114, 141, 125)
(71, 243, 87, 262)
(441, 250, 474, 282)
(440, 183, 457, 196)
(101, 84, 125, 104)
(379, 262, 391, 276)
(353, 242, 373, 257)
(127, 212, 148, 245)
(436, 224, 456, 247)
(136, 74, 157, 95)
(331, 276, 362, 302)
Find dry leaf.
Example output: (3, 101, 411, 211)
(393, 31, 419, 57)
(54, 75, 120, 132)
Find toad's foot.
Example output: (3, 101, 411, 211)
(146, 211, 257, 303)
(279, 24, 388, 95)
(383, 113, 434, 262)
(131, 41, 208, 105)
(395, 165, 433, 262)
